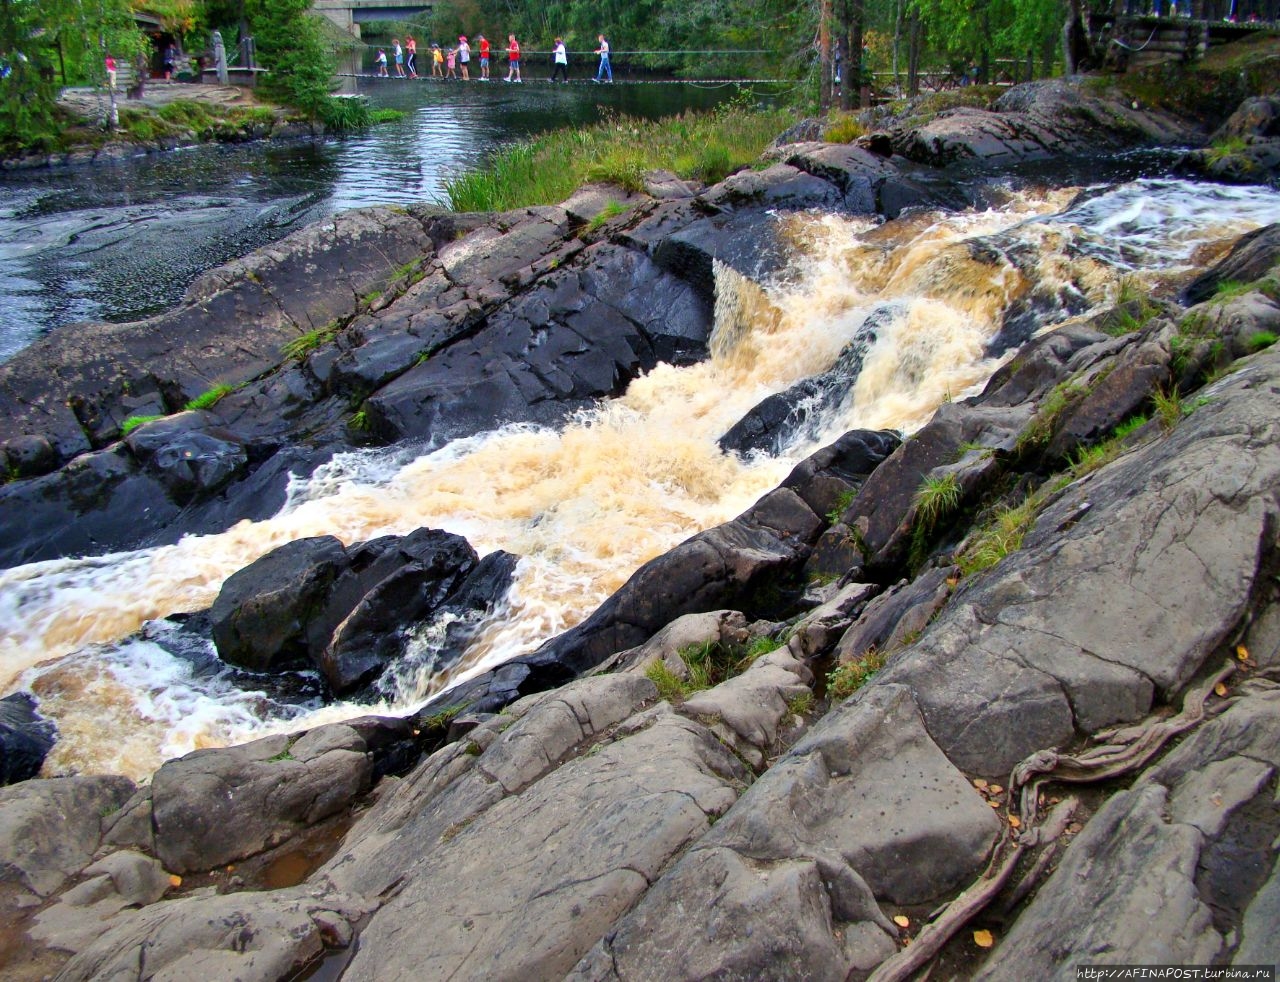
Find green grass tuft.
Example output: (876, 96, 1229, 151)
(183, 383, 235, 412)
(1152, 385, 1183, 430)
(586, 200, 628, 233)
(120, 414, 164, 436)
(956, 495, 1042, 576)
(827, 647, 887, 699)
(1247, 330, 1278, 352)
(281, 320, 342, 361)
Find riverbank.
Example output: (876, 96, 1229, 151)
(0, 83, 323, 172)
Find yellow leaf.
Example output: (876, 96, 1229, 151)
(988, 784, 1003, 795)
(1236, 645, 1249, 660)
(973, 778, 988, 790)
(168, 874, 182, 887)
(946, 577, 959, 588)
(973, 929, 995, 948)
(893, 915, 910, 928)
(1008, 815, 1022, 829)
(1214, 682, 1228, 697)
(989, 800, 1001, 809)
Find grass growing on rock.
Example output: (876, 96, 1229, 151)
(1248, 330, 1278, 352)
(443, 103, 792, 212)
(281, 320, 343, 361)
(644, 635, 777, 703)
(184, 383, 236, 412)
(586, 200, 629, 232)
(120, 414, 164, 436)
(909, 472, 962, 568)
(827, 647, 887, 699)
(956, 495, 1042, 576)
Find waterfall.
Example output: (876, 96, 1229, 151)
(5, 178, 1280, 779)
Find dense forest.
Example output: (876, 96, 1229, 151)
(0, 0, 1159, 148)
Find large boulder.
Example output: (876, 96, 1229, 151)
(210, 528, 496, 695)
(145, 718, 412, 874)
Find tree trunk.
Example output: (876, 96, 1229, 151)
(907, 6, 921, 96)
(819, 0, 833, 111)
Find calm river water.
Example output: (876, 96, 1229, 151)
(0, 80, 760, 362)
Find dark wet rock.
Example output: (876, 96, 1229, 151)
(1183, 222, 1280, 305)
(776, 142, 962, 217)
(211, 535, 350, 674)
(0, 445, 183, 570)
(1180, 97, 1280, 185)
(832, 567, 956, 664)
(977, 322, 1111, 408)
(1044, 336, 1171, 460)
(0, 206, 434, 466)
(364, 246, 710, 446)
(1, 434, 58, 480)
(718, 315, 891, 456)
(653, 211, 795, 300)
(890, 77, 1196, 169)
(211, 528, 489, 694)
(313, 530, 480, 694)
(124, 411, 249, 503)
(0, 693, 56, 786)
(778, 428, 902, 523)
(814, 401, 1030, 576)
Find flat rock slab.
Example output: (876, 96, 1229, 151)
(880, 349, 1280, 775)
(572, 683, 1000, 980)
(340, 704, 748, 981)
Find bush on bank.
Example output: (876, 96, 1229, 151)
(443, 100, 793, 212)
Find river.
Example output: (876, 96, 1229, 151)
(0, 80, 754, 363)
(4, 167, 1279, 779)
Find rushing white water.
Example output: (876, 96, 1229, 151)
(4, 177, 1280, 779)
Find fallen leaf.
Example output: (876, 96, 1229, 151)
(1008, 815, 1022, 829)
(1236, 645, 1249, 661)
(989, 800, 1001, 809)
(988, 784, 1003, 795)
(893, 915, 910, 928)
(168, 874, 182, 887)
(1067, 822, 1083, 834)
(1214, 682, 1229, 697)
(973, 778, 988, 790)
(973, 929, 995, 948)
(946, 577, 959, 588)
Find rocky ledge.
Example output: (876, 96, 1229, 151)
(2, 75, 1279, 980)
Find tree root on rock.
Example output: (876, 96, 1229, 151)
(865, 660, 1237, 982)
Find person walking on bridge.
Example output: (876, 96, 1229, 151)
(406, 36, 418, 77)
(457, 36, 470, 80)
(505, 34, 521, 82)
(478, 34, 490, 79)
(594, 35, 612, 82)
(551, 37, 568, 82)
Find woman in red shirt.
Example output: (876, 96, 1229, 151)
(505, 34, 521, 82)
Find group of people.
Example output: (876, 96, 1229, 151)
(372, 34, 613, 83)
